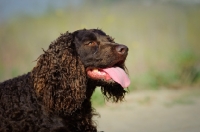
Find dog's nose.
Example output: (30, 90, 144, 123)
(116, 45, 128, 55)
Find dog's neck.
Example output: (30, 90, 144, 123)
(86, 80, 97, 99)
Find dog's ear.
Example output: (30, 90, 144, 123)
(31, 31, 86, 115)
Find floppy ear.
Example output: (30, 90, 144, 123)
(31, 31, 87, 115)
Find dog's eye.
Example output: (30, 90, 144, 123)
(87, 41, 97, 46)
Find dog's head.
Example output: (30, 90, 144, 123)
(31, 29, 130, 115)
(73, 29, 130, 102)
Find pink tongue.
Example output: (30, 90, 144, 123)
(102, 67, 130, 88)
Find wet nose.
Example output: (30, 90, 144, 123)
(116, 44, 128, 55)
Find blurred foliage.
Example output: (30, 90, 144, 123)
(0, 1, 200, 94)
(91, 88, 105, 107)
(175, 50, 200, 84)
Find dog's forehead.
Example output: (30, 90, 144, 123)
(89, 29, 106, 35)
(88, 29, 115, 43)
(77, 29, 109, 42)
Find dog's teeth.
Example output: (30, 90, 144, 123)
(93, 69, 99, 72)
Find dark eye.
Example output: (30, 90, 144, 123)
(87, 41, 97, 46)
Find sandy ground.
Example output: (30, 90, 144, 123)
(95, 88, 200, 132)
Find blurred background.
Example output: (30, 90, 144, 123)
(0, 0, 200, 131)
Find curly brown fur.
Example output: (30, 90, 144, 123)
(0, 29, 129, 132)
(31, 32, 87, 115)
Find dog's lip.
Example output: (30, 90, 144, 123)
(86, 68, 113, 81)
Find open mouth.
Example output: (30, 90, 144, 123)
(87, 67, 130, 88)
(87, 68, 112, 81)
